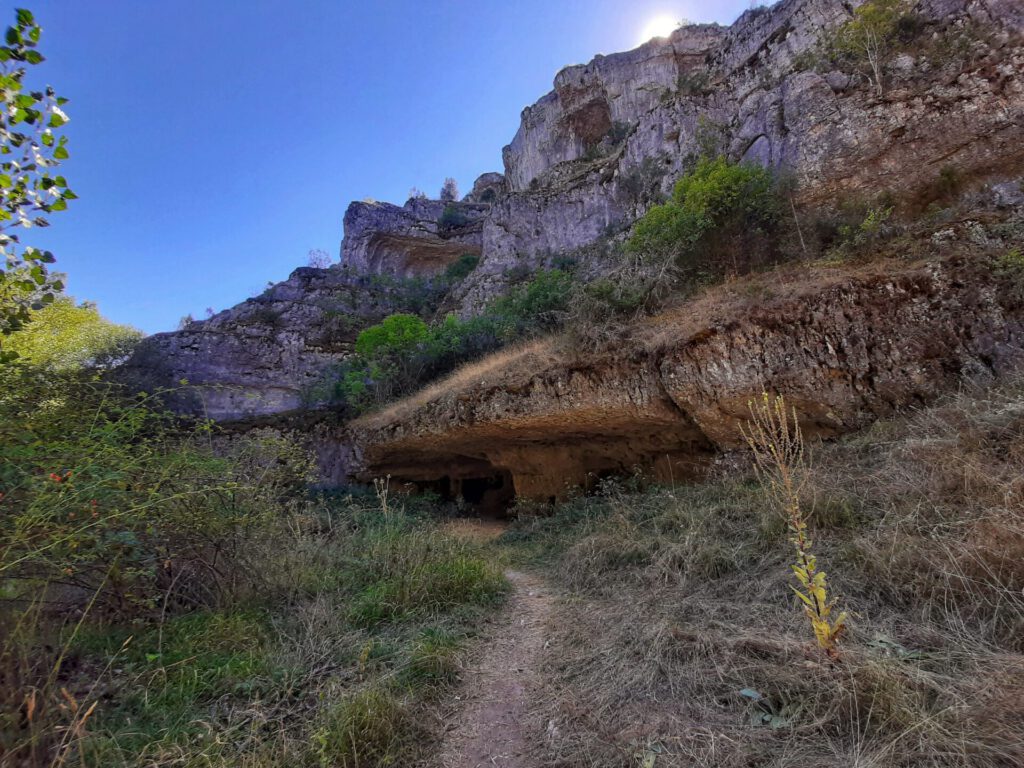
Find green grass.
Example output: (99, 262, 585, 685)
(312, 685, 424, 768)
(43, 495, 509, 768)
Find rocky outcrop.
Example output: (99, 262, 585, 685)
(463, 172, 505, 204)
(348, 251, 1024, 500)
(450, 0, 1024, 313)
(341, 197, 488, 277)
(502, 23, 728, 192)
(118, 0, 1024, 485)
(119, 266, 407, 421)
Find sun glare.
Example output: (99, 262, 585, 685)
(638, 13, 679, 45)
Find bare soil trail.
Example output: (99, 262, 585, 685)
(435, 519, 554, 768)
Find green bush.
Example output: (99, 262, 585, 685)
(491, 268, 572, 335)
(354, 313, 430, 359)
(437, 204, 470, 231)
(627, 156, 780, 273)
(590, 156, 784, 325)
(0, 367, 313, 617)
(338, 269, 574, 412)
(443, 253, 480, 282)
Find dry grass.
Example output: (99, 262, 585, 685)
(352, 338, 556, 429)
(505, 380, 1024, 767)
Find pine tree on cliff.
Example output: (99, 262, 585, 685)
(439, 177, 459, 202)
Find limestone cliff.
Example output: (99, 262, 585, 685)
(345, 239, 1024, 500)
(119, 0, 1024, 500)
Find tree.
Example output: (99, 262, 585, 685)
(626, 156, 781, 279)
(307, 248, 331, 268)
(440, 177, 459, 202)
(0, 9, 75, 360)
(4, 296, 142, 370)
(830, 0, 907, 96)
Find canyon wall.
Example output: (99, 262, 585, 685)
(118, 0, 1024, 499)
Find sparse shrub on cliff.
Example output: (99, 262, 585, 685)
(675, 68, 711, 97)
(307, 248, 332, 268)
(824, 203, 895, 259)
(340, 313, 432, 409)
(623, 156, 781, 296)
(339, 270, 573, 412)
(490, 268, 572, 335)
(443, 253, 480, 282)
(607, 120, 632, 145)
(998, 247, 1024, 274)
(618, 155, 669, 207)
(826, 0, 911, 96)
(437, 203, 469, 232)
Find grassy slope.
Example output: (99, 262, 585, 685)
(38, 490, 508, 768)
(499, 381, 1024, 767)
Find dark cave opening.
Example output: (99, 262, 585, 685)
(412, 468, 516, 517)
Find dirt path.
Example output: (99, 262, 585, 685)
(436, 567, 554, 768)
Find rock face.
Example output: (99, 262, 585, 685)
(450, 0, 1024, 313)
(119, 267, 409, 421)
(348, 252, 1024, 500)
(340, 198, 488, 278)
(120, 0, 1024, 498)
(463, 172, 505, 204)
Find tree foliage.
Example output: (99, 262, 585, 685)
(0, 9, 75, 356)
(4, 297, 142, 370)
(617, 156, 781, 312)
(439, 177, 459, 202)
(828, 0, 908, 96)
(338, 269, 573, 412)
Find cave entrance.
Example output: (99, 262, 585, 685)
(418, 468, 515, 517)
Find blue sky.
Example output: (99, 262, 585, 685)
(9, 0, 753, 334)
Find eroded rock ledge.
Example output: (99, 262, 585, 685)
(346, 255, 1024, 501)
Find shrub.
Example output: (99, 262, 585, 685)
(621, 156, 781, 303)
(443, 253, 480, 282)
(355, 313, 430, 360)
(338, 270, 574, 412)
(437, 203, 470, 232)
(0, 368, 314, 617)
(491, 268, 572, 336)
(607, 120, 632, 144)
(307, 248, 332, 268)
(340, 314, 432, 410)
(827, 0, 910, 95)
(676, 68, 711, 96)
(831, 204, 894, 256)
(618, 156, 669, 206)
